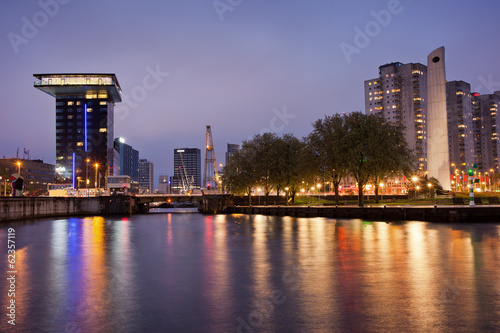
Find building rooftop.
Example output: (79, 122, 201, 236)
(33, 73, 122, 103)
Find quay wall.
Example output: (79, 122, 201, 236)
(226, 205, 500, 223)
(0, 196, 135, 222)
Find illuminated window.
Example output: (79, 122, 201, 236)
(67, 101, 74, 106)
(77, 142, 83, 146)
(87, 108, 93, 112)
(99, 128, 107, 133)
(100, 101, 107, 105)
(98, 93, 108, 99)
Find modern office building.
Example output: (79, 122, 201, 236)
(364, 62, 428, 172)
(139, 159, 154, 194)
(33, 73, 122, 187)
(0, 158, 55, 195)
(114, 138, 139, 182)
(172, 148, 201, 193)
(225, 143, 240, 166)
(446, 81, 475, 172)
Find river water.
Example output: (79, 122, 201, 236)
(0, 208, 499, 332)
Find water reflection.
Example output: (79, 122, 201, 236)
(0, 212, 498, 332)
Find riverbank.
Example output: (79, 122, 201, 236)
(226, 205, 500, 223)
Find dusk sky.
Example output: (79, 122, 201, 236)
(1, 0, 500, 184)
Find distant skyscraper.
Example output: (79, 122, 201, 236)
(225, 143, 240, 165)
(172, 148, 201, 193)
(446, 81, 475, 172)
(114, 138, 139, 182)
(158, 175, 170, 194)
(364, 62, 428, 172)
(427, 46, 451, 190)
(139, 159, 154, 194)
(34, 73, 122, 186)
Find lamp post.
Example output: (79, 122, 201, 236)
(415, 186, 420, 205)
(17, 161, 21, 176)
(317, 184, 321, 204)
(379, 182, 384, 201)
(412, 176, 418, 204)
(285, 187, 289, 205)
(427, 183, 432, 199)
(257, 188, 261, 205)
(86, 159, 90, 192)
(94, 163, 99, 190)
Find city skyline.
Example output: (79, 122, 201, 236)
(1, 1, 500, 180)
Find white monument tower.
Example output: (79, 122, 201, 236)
(427, 46, 451, 190)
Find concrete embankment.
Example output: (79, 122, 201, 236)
(226, 205, 500, 223)
(0, 196, 136, 222)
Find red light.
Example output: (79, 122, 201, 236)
(473, 92, 480, 97)
(123, 184, 126, 188)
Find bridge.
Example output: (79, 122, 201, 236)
(135, 193, 203, 205)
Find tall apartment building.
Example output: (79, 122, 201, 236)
(446, 81, 475, 171)
(172, 148, 201, 193)
(139, 159, 154, 194)
(364, 62, 428, 172)
(114, 138, 139, 182)
(34, 74, 122, 187)
(473, 92, 500, 172)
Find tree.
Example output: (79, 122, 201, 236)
(306, 114, 349, 205)
(344, 112, 414, 206)
(221, 148, 257, 205)
(274, 134, 310, 204)
(368, 121, 414, 203)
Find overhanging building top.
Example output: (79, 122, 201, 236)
(33, 73, 122, 103)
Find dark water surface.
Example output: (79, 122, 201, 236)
(0, 208, 499, 332)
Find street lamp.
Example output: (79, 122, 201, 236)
(317, 184, 321, 204)
(379, 182, 384, 201)
(94, 163, 99, 190)
(427, 183, 432, 199)
(415, 186, 420, 205)
(86, 159, 90, 192)
(412, 176, 418, 203)
(16, 161, 21, 175)
(285, 187, 289, 205)
(257, 188, 261, 205)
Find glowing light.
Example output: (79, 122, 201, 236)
(84, 104, 88, 152)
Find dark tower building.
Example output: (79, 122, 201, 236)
(34, 74, 122, 188)
(172, 148, 201, 193)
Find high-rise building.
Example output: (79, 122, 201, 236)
(364, 62, 428, 172)
(446, 81, 475, 172)
(34, 73, 122, 187)
(172, 148, 201, 193)
(139, 159, 154, 194)
(473, 92, 500, 172)
(225, 143, 240, 165)
(114, 138, 139, 182)
(158, 175, 170, 194)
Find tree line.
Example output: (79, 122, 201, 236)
(222, 111, 414, 206)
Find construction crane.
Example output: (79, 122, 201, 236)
(178, 150, 193, 193)
(203, 125, 219, 192)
